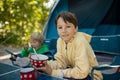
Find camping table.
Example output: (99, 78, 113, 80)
(0, 62, 62, 80)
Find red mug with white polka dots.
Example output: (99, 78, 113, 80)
(20, 68, 39, 80)
(30, 54, 48, 67)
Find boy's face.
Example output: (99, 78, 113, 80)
(57, 17, 78, 43)
(30, 38, 41, 50)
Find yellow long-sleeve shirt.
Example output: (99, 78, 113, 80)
(48, 32, 103, 80)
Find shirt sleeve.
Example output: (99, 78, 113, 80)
(47, 38, 67, 70)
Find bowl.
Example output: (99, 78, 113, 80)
(30, 54, 48, 67)
(20, 68, 35, 80)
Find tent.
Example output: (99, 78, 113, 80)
(43, 0, 120, 54)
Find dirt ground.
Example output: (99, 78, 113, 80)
(0, 45, 30, 67)
(0, 45, 21, 61)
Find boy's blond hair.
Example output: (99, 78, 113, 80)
(30, 32, 44, 44)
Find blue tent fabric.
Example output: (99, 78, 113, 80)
(69, 0, 113, 28)
(100, 0, 120, 25)
(43, 0, 120, 54)
(92, 25, 120, 36)
(90, 35, 120, 54)
(90, 25, 120, 53)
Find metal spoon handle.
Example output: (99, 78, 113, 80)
(33, 48, 40, 60)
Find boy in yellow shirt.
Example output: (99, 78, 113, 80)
(34, 12, 103, 80)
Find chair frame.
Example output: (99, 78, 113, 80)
(91, 51, 120, 80)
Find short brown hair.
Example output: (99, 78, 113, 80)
(55, 11, 78, 28)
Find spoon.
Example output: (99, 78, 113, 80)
(32, 47, 40, 60)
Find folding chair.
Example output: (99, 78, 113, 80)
(44, 38, 57, 60)
(91, 52, 120, 80)
(5, 49, 30, 68)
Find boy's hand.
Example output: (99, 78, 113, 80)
(33, 61, 52, 75)
(24, 42, 29, 50)
(28, 54, 32, 59)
